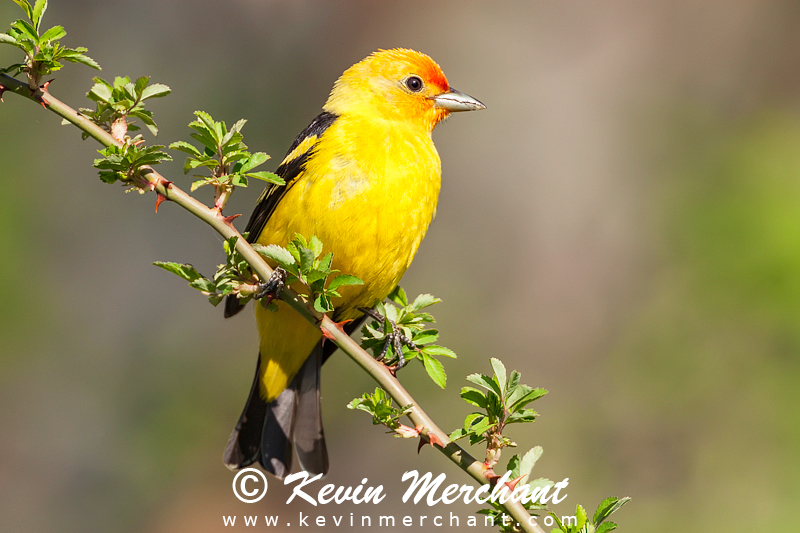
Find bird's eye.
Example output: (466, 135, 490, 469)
(405, 76, 423, 92)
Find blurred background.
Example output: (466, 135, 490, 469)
(2, 0, 800, 531)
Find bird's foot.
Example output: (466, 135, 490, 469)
(255, 267, 287, 306)
(359, 307, 418, 373)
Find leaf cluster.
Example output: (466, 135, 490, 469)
(170, 111, 283, 211)
(153, 235, 257, 307)
(93, 138, 171, 187)
(254, 233, 363, 313)
(77, 76, 170, 141)
(450, 358, 546, 449)
(347, 387, 413, 434)
(549, 497, 631, 533)
(360, 286, 456, 388)
(0, 0, 99, 89)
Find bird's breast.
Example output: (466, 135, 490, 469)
(259, 117, 442, 318)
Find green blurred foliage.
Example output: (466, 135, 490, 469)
(612, 112, 800, 531)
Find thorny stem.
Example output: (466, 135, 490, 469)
(0, 72, 546, 533)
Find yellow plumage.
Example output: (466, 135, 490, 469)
(224, 48, 484, 475)
(255, 109, 443, 400)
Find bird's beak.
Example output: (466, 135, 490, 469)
(432, 89, 486, 112)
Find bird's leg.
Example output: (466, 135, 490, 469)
(255, 267, 287, 305)
(359, 307, 418, 372)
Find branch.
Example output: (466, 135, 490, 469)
(0, 71, 546, 533)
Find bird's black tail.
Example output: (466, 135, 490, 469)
(223, 317, 365, 477)
(223, 343, 328, 478)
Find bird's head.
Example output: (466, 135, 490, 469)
(324, 48, 485, 132)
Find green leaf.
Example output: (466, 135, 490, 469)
(466, 413, 492, 435)
(168, 141, 201, 156)
(131, 109, 158, 135)
(410, 293, 440, 311)
(255, 244, 296, 270)
(189, 277, 216, 293)
(189, 129, 217, 153)
(506, 408, 538, 423)
(63, 53, 100, 69)
(190, 179, 211, 191)
(228, 118, 247, 135)
(549, 513, 565, 531)
(328, 274, 364, 291)
(39, 25, 65, 42)
(422, 352, 446, 388)
(141, 82, 171, 100)
(490, 357, 507, 393)
(11, 20, 38, 42)
(506, 370, 520, 396)
(0, 33, 17, 45)
(307, 235, 323, 258)
(297, 246, 315, 275)
(31, 0, 46, 32)
(88, 81, 112, 103)
(595, 522, 619, 533)
(133, 76, 149, 97)
(466, 373, 503, 398)
(422, 345, 456, 358)
(230, 173, 248, 187)
(247, 171, 283, 184)
(152, 261, 202, 282)
(518, 446, 543, 481)
(459, 387, 487, 408)
(387, 285, 408, 307)
(314, 293, 333, 313)
(575, 504, 588, 530)
(462, 412, 483, 430)
(509, 387, 548, 411)
(593, 497, 630, 525)
(315, 252, 333, 274)
(448, 428, 468, 441)
(412, 329, 438, 345)
(241, 151, 269, 172)
(506, 453, 522, 478)
(13, 0, 34, 22)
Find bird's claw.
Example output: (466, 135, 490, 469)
(360, 307, 418, 371)
(256, 267, 287, 305)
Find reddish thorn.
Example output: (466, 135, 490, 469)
(260, 293, 276, 308)
(40, 79, 54, 92)
(39, 98, 48, 109)
(482, 464, 500, 481)
(415, 427, 433, 453)
(505, 474, 526, 492)
(320, 326, 336, 341)
(384, 361, 402, 376)
(155, 193, 168, 212)
(158, 178, 173, 189)
(222, 213, 241, 226)
(320, 318, 353, 343)
(427, 431, 443, 448)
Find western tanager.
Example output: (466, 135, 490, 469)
(223, 49, 484, 477)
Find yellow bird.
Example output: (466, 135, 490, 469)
(223, 49, 484, 477)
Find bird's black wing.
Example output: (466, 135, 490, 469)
(224, 111, 338, 318)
